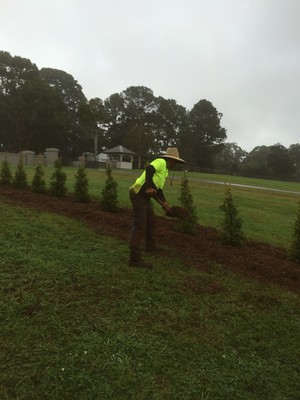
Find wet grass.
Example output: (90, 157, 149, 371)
(0, 201, 299, 399)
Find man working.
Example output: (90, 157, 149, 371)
(129, 147, 186, 269)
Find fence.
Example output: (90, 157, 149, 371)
(0, 148, 59, 167)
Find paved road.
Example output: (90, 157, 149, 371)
(192, 178, 300, 195)
(120, 169, 300, 196)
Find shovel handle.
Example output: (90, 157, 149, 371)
(153, 193, 166, 208)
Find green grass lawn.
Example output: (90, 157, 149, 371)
(0, 201, 299, 399)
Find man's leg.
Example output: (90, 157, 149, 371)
(145, 202, 158, 251)
(129, 191, 152, 268)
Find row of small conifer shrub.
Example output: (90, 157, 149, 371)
(0, 159, 119, 212)
(1, 158, 300, 263)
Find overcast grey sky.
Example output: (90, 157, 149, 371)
(1, 0, 299, 152)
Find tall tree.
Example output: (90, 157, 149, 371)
(0, 51, 40, 151)
(267, 144, 293, 180)
(16, 78, 69, 152)
(241, 144, 294, 180)
(240, 146, 271, 178)
(78, 98, 109, 159)
(39, 68, 87, 162)
(184, 99, 227, 167)
(151, 97, 188, 155)
(0, 51, 38, 95)
(105, 86, 156, 159)
(214, 142, 248, 174)
(104, 92, 126, 146)
(288, 144, 300, 181)
(0, 51, 69, 153)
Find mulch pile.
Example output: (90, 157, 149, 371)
(1, 185, 299, 295)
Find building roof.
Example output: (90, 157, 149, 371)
(103, 145, 136, 155)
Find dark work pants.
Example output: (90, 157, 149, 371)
(129, 189, 156, 261)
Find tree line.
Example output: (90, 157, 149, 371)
(1, 50, 299, 181)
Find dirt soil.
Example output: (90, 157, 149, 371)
(1, 186, 299, 295)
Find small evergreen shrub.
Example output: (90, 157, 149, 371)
(32, 164, 46, 193)
(288, 200, 300, 264)
(0, 161, 13, 184)
(176, 173, 198, 235)
(100, 165, 119, 212)
(74, 166, 90, 203)
(13, 159, 28, 189)
(219, 186, 244, 245)
(50, 158, 67, 197)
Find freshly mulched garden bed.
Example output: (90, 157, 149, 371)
(1, 185, 299, 294)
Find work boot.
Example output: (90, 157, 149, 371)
(128, 258, 153, 269)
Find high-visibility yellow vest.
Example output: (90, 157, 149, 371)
(130, 158, 169, 194)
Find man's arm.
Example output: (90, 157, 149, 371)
(144, 164, 171, 211)
(145, 164, 157, 196)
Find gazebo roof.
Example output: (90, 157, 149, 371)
(103, 145, 136, 155)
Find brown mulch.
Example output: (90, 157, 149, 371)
(1, 185, 299, 295)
